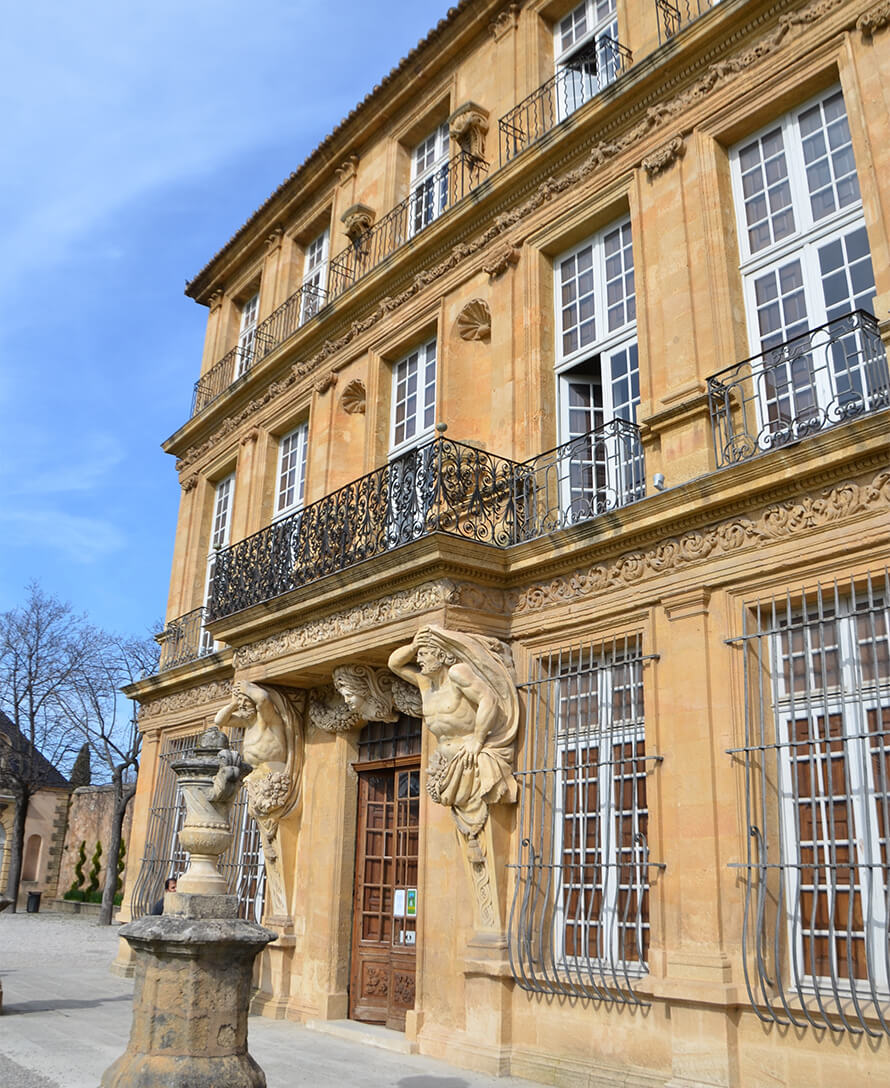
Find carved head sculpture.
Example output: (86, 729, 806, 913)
(414, 628, 458, 674)
(332, 664, 398, 723)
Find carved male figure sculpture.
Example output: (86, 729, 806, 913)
(388, 625, 518, 934)
(214, 680, 303, 918)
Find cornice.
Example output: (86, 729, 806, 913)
(172, 0, 862, 476)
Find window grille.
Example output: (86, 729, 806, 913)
(130, 726, 265, 922)
(728, 571, 890, 1035)
(509, 635, 661, 1004)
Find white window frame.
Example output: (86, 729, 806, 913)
(554, 647, 649, 974)
(389, 338, 437, 458)
(300, 230, 329, 326)
(201, 473, 235, 654)
(409, 123, 450, 236)
(553, 0, 620, 121)
(274, 423, 309, 519)
(554, 217, 640, 517)
(772, 598, 890, 994)
(730, 86, 878, 438)
(236, 293, 259, 378)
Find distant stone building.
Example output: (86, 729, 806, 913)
(122, 1, 890, 1084)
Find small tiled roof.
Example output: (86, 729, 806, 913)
(0, 709, 71, 789)
(185, 1, 474, 298)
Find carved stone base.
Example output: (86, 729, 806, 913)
(101, 893, 276, 1088)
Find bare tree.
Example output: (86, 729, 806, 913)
(0, 583, 92, 909)
(60, 632, 160, 925)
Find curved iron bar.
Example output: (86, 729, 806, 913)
(157, 607, 212, 672)
(707, 310, 888, 468)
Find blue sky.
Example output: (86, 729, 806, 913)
(0, 0, 452, 637)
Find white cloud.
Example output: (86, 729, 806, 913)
(0, 510, 125, 563)
(0, 432, 125, 497)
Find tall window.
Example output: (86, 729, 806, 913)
(236, 293, 259, 378)
(732, 572, 890, 1033)
(275, 423, 308, 518)
(510, 635, 657, 1004)
(300, 230, 328, 325)
(730, 87, 883, 437)
(554, 0, 621, 120)
(552, 218, 642, 522)
(409, 123, 450, 235)
(390, 339, 437, 455)
(201, 474, 234, 653)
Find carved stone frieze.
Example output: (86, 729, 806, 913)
(137, 679, 233, 720)
(340, 203, 375, 242)
(233, 580, 463, 668)
(389, 625, 518, 936)
(314, 371, 337, 395)
(176, 0, 849, 472)
(456, 299, 491, 342)
(858, 0, 890, 34)
(181, 474, 199, 492)
(335, 154, 360, 186)
(642, 135, 687, 178)
(340, 379, 366, 414)
(449, 102, 489, 160)
(513, 470, 890, 613)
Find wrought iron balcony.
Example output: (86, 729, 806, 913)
(707, 310, 889, 468)
(208, 426, 645, 622)
(157, 607, 214, 672)
(654, 0, 722, 44)
(499, 37, 632, 165)
(326, 151, 489, 299)
(191, 283, 327, 416)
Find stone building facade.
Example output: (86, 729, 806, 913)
(121, 0, 890, 1084)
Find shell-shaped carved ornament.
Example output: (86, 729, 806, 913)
(340, 379, 367, 414)
(456, 299, 491, 342)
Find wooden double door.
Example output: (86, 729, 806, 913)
(350, 757, 420, 1030)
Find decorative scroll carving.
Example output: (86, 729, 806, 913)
(449, 102, 489, 160)
(364, 965, 388, 996)
(514, 470, 890, 612)
(176, 0, 852, 471)
(393, 972, 416, 1007)
(858, 1, 890, 35)
(308, 685, 361, 734)
(214, 681, 304, 917)
(314, 371, 337, 395)
(335, 154, 360, 185)
(456, 299, 491, 342)
(137, 679, 233, 720)
(181, 474, 199, 492)
(340, 203, 375, 242)
(642, 135, 687, 177)
(233, 579, 462, 667)
(482, 242, 521, 280)
(389, 625, 518, 936)
(265, 227, 284, 253)
(340, 379, 367, 414)
(391, 676, 422, 718)
(489, 3, 520, 40)
(240, 426, 260, 446)
(208, 289, 224, 312)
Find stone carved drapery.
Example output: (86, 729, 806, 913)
(214, 681, 304, 918)
(388, 625, 519, 937)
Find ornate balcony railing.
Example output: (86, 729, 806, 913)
(707, 310, 889, 468)
(516, 418, 646, 536)
(326, 151, 489, 299)
(208, 425, 646, 622)
(191, 283, 327, 417)
(499, 37, 632, 165)
(654, 0, 722, 44)
(157, 607, 213, 672)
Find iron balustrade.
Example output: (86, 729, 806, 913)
(707, 311, 889, 468)
(327, 151, 489, 299)
(157, 607, 213, 672)
(207, 424, 645, 622)
(499, 37, 632, 165)
(654, 0, 722, 44)
(191, 283, 328, 417)
(517, 419, 646, 536)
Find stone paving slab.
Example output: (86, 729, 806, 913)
(0, 912, 539, 1088)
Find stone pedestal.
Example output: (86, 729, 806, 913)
(101, 893, 276, 1088)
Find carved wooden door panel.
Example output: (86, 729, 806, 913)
(350, 763, 420, 1030)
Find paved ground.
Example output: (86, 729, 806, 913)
(0, 912, 538, 1088)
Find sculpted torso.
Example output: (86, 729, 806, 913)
(420, 665, 477, 750)
(216, 684, 288, 773)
